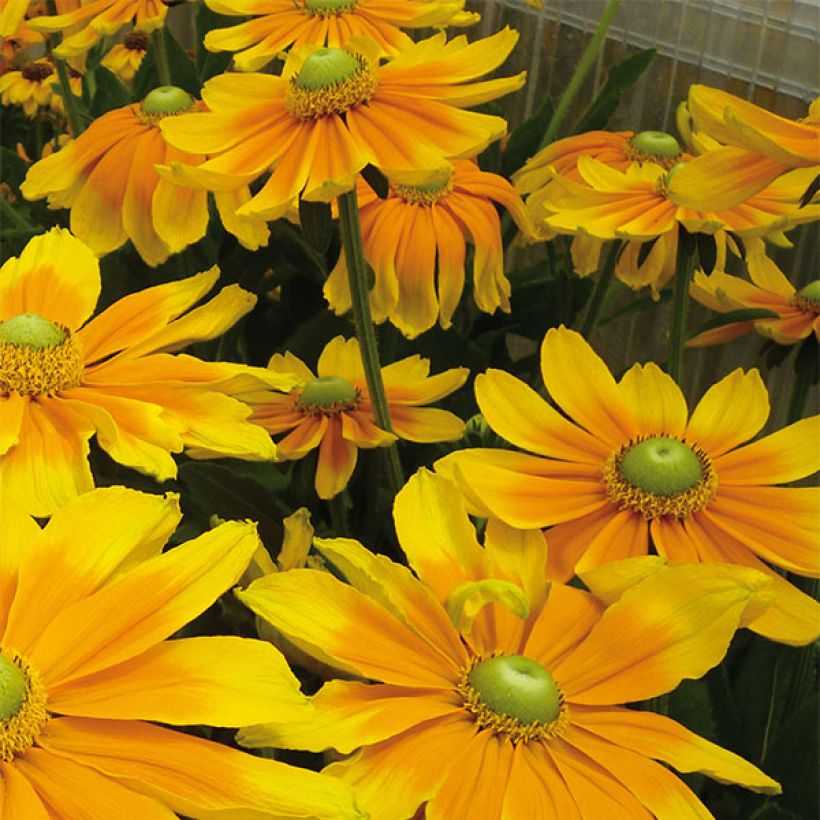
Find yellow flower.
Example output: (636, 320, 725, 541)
(0, 228, 290, 516)
(689, 242, 820, 347)
(325, 160, 534, 338)
(240, 335, 468, 499)
(0, 58, 80, 118)
(204, 0, 478, 72)
(100, 30, 148, 83)
(158, 29, 526, 221)
(21, 86, 269, 266)
(28, 0, 165, 58)
(0, 485, 361, 818)
(668, 86, 820, 210)
(236, 469, 779, 819)
(437, 326, 820, 646)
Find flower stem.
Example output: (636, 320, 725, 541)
(152, 29, 172, 87)
(44, 0, 84, 136)
(539, 0, 622, 148)
(337, 188, 403, 495)
(579, 240, 620, 338)
(667, 234, 696, 383)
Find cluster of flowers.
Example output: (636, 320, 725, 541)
(0, 0, 818, 816)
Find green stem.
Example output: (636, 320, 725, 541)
(667, 235, 696, 383)
(578, 240, 620, 338)
(44, 0, 85, 136)
(539, 0, 622, 148)
(328, 493, 348, 536)
(337, 188, 403, 495)
(152, 29, 172, 87)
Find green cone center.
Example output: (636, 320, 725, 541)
(0, 312, 66, 348)
(469, 655, 560, 725)
(295, 48, 361, 89)
(0, 655, 26, 723)
(796, 279, 820, 306)
(620, 436, 703, 496)
(298, 375, 357, 408)
(142, 85, 194, 115)
(632, 130, 682, 158)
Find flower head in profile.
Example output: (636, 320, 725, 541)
(236, 469, 779, 819)
(689, 242, 820, 347)
(325, 161, 534, 338)
(668, 86, 820, 210)
(27, 0, 165, 57)
(100, 29, 148, 82)
(437, 326, 820, 646)
(159, 29, 526, 221)
(21, 85, 269, 266)
(204, 0, 479, 72)
(0, 58, 80, 117)
(0, 228, 290, 516)
(0, 486, 361, 819)
(239, 335, 467, 498)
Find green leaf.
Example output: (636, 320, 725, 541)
(688, 308, 780, 339)
(0, 146, 29, 189)
(573, 48, 656, 134)
(298, 199, 333, 255)
(163, 27, 201, 95)
(501, 95, 553, 177)
(195, 3, 234, 82)
(132, 49, 159, 100)
(90, 67, 133, 117)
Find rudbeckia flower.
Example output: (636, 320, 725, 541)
(21, 85, 269, 266)
(689, 243, 820, 347)
(324, 160, 534, 338)
(668, 87, 820, 210)
(100, 29, 148, 83)
(158, 29, 526, 221)
(236, 469, 779, 819)
(0, 58, 80, 117)
(437, 326, 820, 645)
(27, 0, 165, 58)
(0, 485, 362, 818)
(239, 335, 467, 498)
(204, 0, 478, 72)
(0, 228, 289, 516)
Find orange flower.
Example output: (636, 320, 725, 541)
(158, 30, 526, 221)
(668, 86, 820, 210)
(0, 228, 289, 516)
(325, 161, 534, 338)
(241, 336, 467, 498)
(28, 0, 165, 58)
(437, 326, 820, 646)
(204, 0, 479, 72)
(236, 470, 779, 819)
(100, 29, 148, 83)
(689, 242, 820, 347)
(21, 86, 269, 266)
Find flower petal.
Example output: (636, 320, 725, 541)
(0, 760, 50, 819)
(618, 362, 688, 438)
(502, 743, 582, 820)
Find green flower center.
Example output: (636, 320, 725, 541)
(0, 655, 26, 723)
(295, 48, 362, 90)
(298, 376, 358, 410)
(0, 312, 65, 348)
(620, 436, 703, 496)
(631, 130, 682, 158)
(468, 655, 561, 725)
(141, 85, 195, 116)
(304, 0, 357, 15)
(796, 279, 820, 307)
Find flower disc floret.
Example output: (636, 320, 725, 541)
(458, 655, 568, 744)
(392, 174, 454, 205)
(21, 62, 54, 83)
(141, 85, 195, 117)
(304, 0, 359, 16)
(286, 49, 378, 118)
(603, 435, 718, 520)
(0, 312, 84, 396)
(0, 650, 48, 762)
(794, 280, 820, 312)
(298, 375, 359, 413)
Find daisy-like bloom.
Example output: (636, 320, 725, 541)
(689, 242, 820, 347)
(437, 326, 820, 646)
(324, 160, 535, 338)
(158, 29, 526, 221)
(0, 228, 293, 516)
(240, 335, 467, 498)
(669, 87, 820, 211)
(100, 29, 148, 83)
(21, 85, 269, 266)
(27, 0, 165, 58)
(235, 469, 779, 819)
(204, 0, 479, 73)
(0, 58, 80, 117)
(0, 485, 362, 818)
